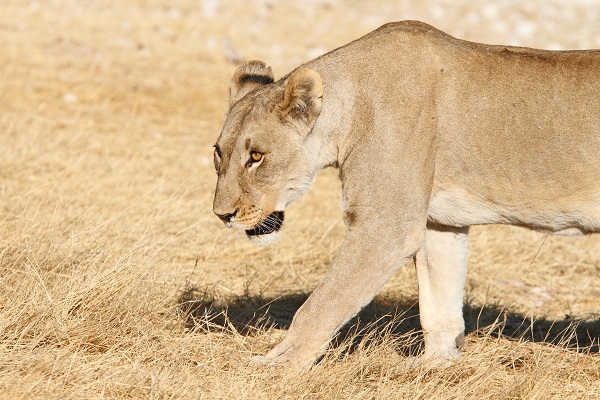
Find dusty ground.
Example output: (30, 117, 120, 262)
(1, 0, 600, 398)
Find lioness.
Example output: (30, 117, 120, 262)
(212, 21, 600, 370)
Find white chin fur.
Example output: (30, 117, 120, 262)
(247, 231, 280, 246)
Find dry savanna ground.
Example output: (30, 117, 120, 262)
(1, 0, 600, 398)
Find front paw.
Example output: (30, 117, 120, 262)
(250, 346, 318, 372)
(400, 353, 459, 370)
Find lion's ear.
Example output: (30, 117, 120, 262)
(229, 60, 274, 106)
(278, 68, 323, 130)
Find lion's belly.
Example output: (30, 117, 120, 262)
(427, 187, 600, 235)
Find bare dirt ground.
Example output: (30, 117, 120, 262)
(1, 0, 600, 398)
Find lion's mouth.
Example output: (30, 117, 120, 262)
(245, 211, 284, 236)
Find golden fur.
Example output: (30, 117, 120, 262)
(213, 21, 600, 370)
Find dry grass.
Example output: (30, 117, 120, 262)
(1, 0, 599, 398)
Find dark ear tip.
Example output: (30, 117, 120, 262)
(239, 74, 274, 85)
(234, 60, 274, 83)
(229, 60, 275, 105)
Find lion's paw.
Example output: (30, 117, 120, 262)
(400, 354, 458, 370)
(250, 352, 315, 373)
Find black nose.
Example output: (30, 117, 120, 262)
(215, 209, 238, 224)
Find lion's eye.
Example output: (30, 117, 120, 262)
(251, 151, 262, 162)
(246, 151, 263, 167)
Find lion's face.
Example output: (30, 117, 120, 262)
(213, 61, 323, 245)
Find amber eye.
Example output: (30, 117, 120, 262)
(250, 151, 262, 162)
(246, 151, 263, 167)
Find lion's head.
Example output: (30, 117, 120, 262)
(212, 61, 324, 245)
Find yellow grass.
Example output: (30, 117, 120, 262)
(1, 0, 599, 398)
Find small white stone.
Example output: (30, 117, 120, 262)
(167, 7, 182, 19)
(515, 21, 536, 40)
(200, 156, 212, 166)
(482, 4, 498, 19)
(306, 47, 326, 59)
(201, 0, 219, 19)
(430, 5, 444, 20)
(63, 93, 78, 103)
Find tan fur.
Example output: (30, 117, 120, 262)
(213, 21, 600, 370)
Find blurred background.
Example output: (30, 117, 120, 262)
(2, 1, 600, 398)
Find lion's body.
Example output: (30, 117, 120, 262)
(307, 21, 600, 235)
(213, 21, 600, 369)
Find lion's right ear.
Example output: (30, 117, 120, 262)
(229, 60, 274, 106)
(278, 68, 323, 131)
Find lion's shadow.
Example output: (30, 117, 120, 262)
(177, 284, 600, 355)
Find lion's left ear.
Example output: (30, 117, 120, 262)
(229, 60, 275, 106)
(278, 68, 323, 130)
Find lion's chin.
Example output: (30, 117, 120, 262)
(246, 231, 281, 246)
(245, 211, 284, 246)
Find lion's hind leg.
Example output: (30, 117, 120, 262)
(415, 223, 469, 363)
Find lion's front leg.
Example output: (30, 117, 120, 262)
(257, 227, 424, 371)
(415, 222, 469, 364)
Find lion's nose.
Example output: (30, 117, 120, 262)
(215, 209, 238, 225)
